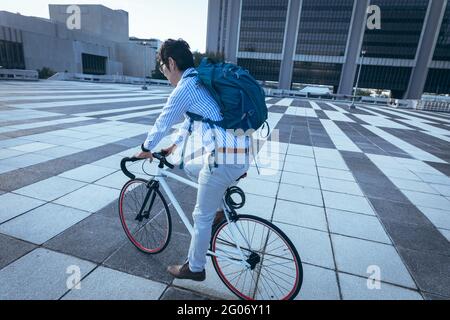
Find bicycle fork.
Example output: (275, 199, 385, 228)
(135, 181, 158, 222)
(210, 198, 253, 269)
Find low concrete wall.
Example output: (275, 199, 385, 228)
(417, 100, 450, 113)
(49, 72, 170, 86)
(264, 88, 395, 106)
(0, 69, 38, 81)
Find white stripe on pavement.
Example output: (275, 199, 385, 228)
(75, 104, 165, 117)
(0, 93, 149, 102)
(11, 96, 166, 109)
(320, 119, 362, 152)
(363, 125, 447, 163)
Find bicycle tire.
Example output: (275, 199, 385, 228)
(119, 178, 172, 254)
(210, 214, 303, 300)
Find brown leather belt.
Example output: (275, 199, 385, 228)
(217, 148, 250, 154)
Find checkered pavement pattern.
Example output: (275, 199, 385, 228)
(0, 80, 449, 300)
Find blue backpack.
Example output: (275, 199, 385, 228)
(186, 58, 269, 133)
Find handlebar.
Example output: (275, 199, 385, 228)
(120, 151, 175, 180)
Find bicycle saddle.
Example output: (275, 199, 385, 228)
(236, 173, 247, 182)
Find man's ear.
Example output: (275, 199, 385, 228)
(168, 57, 177, 72)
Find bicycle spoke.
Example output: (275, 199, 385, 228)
(249, 268, 267, 299)
(262, 264, 297, 280)
(250, 221, 257, 248)
(260, 267, 289, 297)
(144, 223, 157, 247)
(263, 261, 297, 272)
(259, 252, 294, 263)
(246, 220, 251, 246)
(265, 243, 289, 256)
(256, 267, 279, 299)
(242, 268, 249, 296)
(219, 261, 235, 270)
(222, 268, 247, 278)
(228, 268, 246, 286)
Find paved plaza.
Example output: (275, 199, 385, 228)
(0, 80, 449, 300)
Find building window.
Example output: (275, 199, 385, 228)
(237, 58, 281, 82)
(82, 53, 107, 75)
(362, 0, 429, 60)
(296, 0, 354, 57)
(0, 40, 25, 70)
(425, 68, 450, 94)
(356, 65, 412, 97)
(433, 3, 450, 61)
(238, 0, 289, 54)
(292, 62, 343, 88)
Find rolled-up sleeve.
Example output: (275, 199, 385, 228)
(143, 85, 191, 151)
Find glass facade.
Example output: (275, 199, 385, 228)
(433, 2, 450, 61)
(238, 0, 289, 53)
(231, 0, 446, 96)
(425, 69, 450, 94)
(0, 40, 25, 70)
(291, 0, 354, 89)
(292, 62, 342, 88)
(82, 53, 107, 75)
(295, 0, 354, 56)
(362, 0, 429, 60)
(356, 65, 412, 97)
(237, 58, 281, 82)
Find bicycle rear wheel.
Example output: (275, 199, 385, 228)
(211, 215, 302, 300)
(119, 178, 171, 254)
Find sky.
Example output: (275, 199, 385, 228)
(0, 0, 209, 52)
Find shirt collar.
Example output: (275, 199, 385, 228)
(181, 67, 197, 79)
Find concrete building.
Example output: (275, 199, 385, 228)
(0, 4, 157, 78)
(206, 0, 450, 99)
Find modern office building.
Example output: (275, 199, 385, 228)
(0, 4, 157, 77)
(206, 0, 450, 99)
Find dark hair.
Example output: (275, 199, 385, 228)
(158, 39, 194, 72)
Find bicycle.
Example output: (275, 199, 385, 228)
(119, 151, 303, 300)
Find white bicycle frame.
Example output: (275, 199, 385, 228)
(150, 164, 252, 269)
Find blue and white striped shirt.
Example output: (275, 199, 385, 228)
(143, 68, 249, 153)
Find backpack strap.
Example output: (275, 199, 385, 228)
(186, 111, 222, 127)
(185, 112, 219, 168)
(179, 117, 194, 170)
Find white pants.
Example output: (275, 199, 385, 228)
(184, 154, 249, 272)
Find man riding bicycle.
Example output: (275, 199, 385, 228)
(134, 39, 250, 281)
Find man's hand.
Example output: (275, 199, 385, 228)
(134, 151, 153, 161)
(162, 144, 177, 156)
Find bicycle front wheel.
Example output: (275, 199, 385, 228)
(119, 179, 171, 254)
(211, 215, 302, 300)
